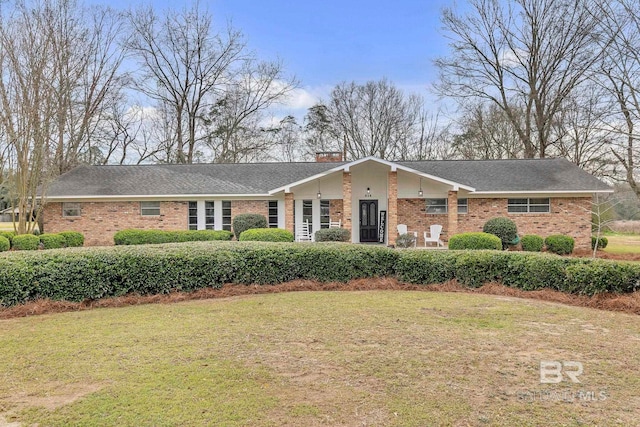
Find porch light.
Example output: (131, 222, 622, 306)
(317, 180, 322, 199)
(366, 187, 371, 197)
(418, 178, 423, 197)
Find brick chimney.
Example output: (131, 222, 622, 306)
(315, 151, 343, 162)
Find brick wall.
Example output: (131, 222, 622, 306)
(329, 199, 344, 225)
(231, 200, 269, 218)
(398, 197, 592, 249)
(44, 201, 187, 246)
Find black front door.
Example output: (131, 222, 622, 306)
(359, 200, 378, 243)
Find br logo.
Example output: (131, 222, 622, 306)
(540, 361, 583, 383)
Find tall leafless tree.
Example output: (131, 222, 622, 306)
(435, 0, 605, 159)
(596, 0, 640, 198)
(126, 3, 246, 163)
(0, 0, 126, 233)
(202, 59, 298, 162)
(308, 79, 443, 161)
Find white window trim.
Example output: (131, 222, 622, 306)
(62, 202, 81, 217)
(426, 198, 448, 214)
(140, 201, 161, 216)
(507, 198, 551, 214)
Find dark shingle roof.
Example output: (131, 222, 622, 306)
(398, 158, 611, 192)
(47, 157, 610, 197)
(47, 162, 346, 197)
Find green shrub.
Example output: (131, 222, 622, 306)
(113, 229, 233, 245)
(448, 232, 502, 250)
(395, 233, 416, 248)
(315, 228, 351, 242)
(545, 235, 575, 255)
(483, 217, 518, 249)
(0, 231, 15, 247)
(39, 233, 66, 249)
(0, 236, 9, 252)
(239, 228, 294, 242)
(12, 234, 40, 251)
(521, 234, 544, 252)
(58, 231, 84, 247)
(232, 214, 267, 240)
(0, 242, 399, 306)
(2, 243, 640, 307)
(591, 236, 608, 250)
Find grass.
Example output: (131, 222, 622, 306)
(602, 233, 640, 254)
(1, 291, 639, 426)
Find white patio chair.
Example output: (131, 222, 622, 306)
(397, 224, 417, 247)
(328, 219, 342, 228)
(424, 224, 444, 248)
(295, 220, 312, 242)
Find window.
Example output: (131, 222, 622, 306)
(141, 201, 160, 216)
(205, 201, 215, 230)
(426, 198, 447, 214)
(62, 202, 81, 217)
(268, 201, 278, 228)
(458, 198, 468, 214)
(222, 201, 232, 231)
(188, 202, 198, 230)
(302, 200, 313, 234)
(508, 198, 550, 213)
(320, 200, 330, 228)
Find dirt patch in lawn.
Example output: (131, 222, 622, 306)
(1, 278, 640, 320)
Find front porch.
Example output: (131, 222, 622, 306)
(273, 158, 469, 245)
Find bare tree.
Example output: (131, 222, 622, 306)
(596, 0, 640, 198)
(47, 1, 128, 174)
(202, 59, 298, 162)
(435, 0, 605, 159)
(452, 102, 524, 159)
(126, 3, 245, 163)
(0, 1, 56, 233)
(550, 87, 614, 177)
(0, 0, 126, 233)
(313, 79, 435, 160)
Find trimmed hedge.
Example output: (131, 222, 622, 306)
(239, 228, 294, 242)
(0, 231, 15, 247)
(396, 250, 638, 294)
(521, 234, 544, 252)
(591, 236, 608, 250)
(232, 214, 268, 240)
(545, 235, 575, 255)
(0, 242, 398, 306)
(1, 242, 640, 307)
(58, 231, 84, 247)
(12, 234, 40, 251)
(39, 233, 66, 249)
(449, 232, 501, 250)
(113, 229, 233, 245)
(0, 236, 9, 252)
(483, 217, 518, 249)
(315, 228, 351, 242)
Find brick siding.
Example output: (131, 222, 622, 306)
(329, 199, 344, 225)
(398, 197, 592, 249)
(44, 201, 187, 246)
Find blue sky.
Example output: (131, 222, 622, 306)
(112, 0, 458, 110)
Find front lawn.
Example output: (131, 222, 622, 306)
(1, 291, 639, 426)
(602, 233, 640, 254)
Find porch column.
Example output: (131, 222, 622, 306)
(447, 190, 458, 240)
(342, 172, 352, 234)
(388, 171, 398, 246)
(284, 192, 294, 233)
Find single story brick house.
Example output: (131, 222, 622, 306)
(43, 154, 612, 248)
